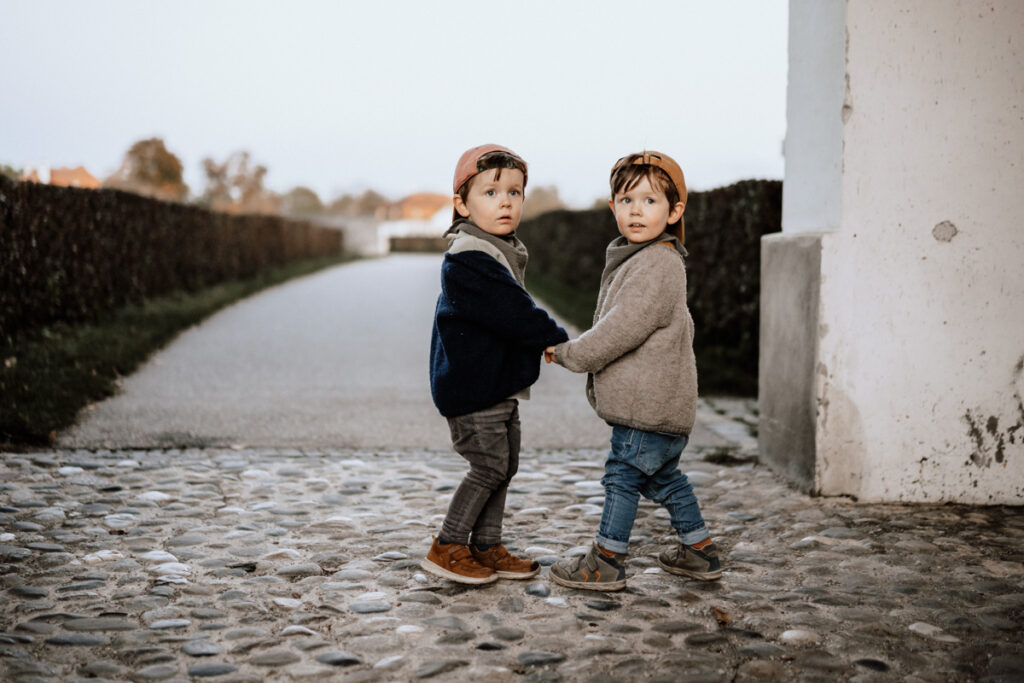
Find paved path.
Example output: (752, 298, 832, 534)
(1, 256, 1019, 681)
(57, 256, 605, 451)
(58, 255, 741, 453)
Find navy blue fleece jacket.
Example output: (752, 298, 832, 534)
(430, 250, 569, 417)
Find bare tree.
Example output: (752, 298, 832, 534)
(280, 186, 324, 216)
(0, 163, 20, 181)
(325, 189, 390, 217)
(523, 185, 566, 219)
(198, 151, 279, 214)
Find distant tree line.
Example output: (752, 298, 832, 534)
(8, 137, 572, 221)
(97, 137, 395, 218)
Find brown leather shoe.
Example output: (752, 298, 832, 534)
(471, 543, 540, 579)
(420, 537, 497, 584)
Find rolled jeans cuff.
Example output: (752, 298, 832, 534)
(679, 525, 710, 546)
(594, 533, 629, 555)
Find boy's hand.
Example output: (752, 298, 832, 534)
(544, 346, 556, 364)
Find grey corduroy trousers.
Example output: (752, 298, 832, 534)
(439, 399, 520, 546)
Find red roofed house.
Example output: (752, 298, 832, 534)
(377, 192, 451, 221)
(20, 165, 102, 189)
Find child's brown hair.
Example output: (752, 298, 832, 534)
(609, 151, 687, 242)
(452, 145, 528, 222)
(455, 150, 528, 200)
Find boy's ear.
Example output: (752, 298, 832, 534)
(668, 200, 685, 224)
(453, 194, 471, 218)
(607, 198, 615, 213)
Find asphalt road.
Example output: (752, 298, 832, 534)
(57, 255, 612, 451)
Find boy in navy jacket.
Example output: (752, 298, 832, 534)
(422, 144, 568, 584)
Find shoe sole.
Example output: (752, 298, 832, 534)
(657, 558, 722, 581)
(420, 558, 498, 585)
(495, 566, 541, 580)
(549, 571, 626, 592)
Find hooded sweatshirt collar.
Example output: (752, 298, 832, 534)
(600, 233, 686, 289)
(444, 219, 529, 285)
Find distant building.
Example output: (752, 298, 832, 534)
(377, 193, 451, 221)
(376, 195, 453, 255)
(20, 165, 102, 189)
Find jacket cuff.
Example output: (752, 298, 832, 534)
(553, 341, 570, 367)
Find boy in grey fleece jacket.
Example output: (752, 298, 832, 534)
(546, 151, 723, 591)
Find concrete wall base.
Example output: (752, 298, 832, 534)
(758, 232, 823, 493)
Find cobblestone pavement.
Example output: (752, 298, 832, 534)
(2, 399, 1022, 682)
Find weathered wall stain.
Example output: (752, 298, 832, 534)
(817, 381, 866, 498)
(932, 220, 958, 242)
(964, 355, 1024, 468)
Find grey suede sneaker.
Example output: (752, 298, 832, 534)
(549, 542, 627, 591)
(657, 541, 723, 580)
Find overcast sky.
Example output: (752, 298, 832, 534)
(1, 0, 788, 208)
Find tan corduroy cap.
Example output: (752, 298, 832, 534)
(452, 144, 527, 194)
(613, 150, 688, 206)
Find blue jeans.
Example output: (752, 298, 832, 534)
(595, 425, 709, 554)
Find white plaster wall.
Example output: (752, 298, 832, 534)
(781, 0, 846, 233)
(816, 1, 1024, 503)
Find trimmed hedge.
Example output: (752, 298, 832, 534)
(0, 175, 343, 345)
(519, 179, 781, 396)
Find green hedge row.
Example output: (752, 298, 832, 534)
(0, 175, 343, 345)
(519, 179, 781, 396)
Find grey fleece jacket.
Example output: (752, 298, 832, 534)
(552, 241, 698, 435)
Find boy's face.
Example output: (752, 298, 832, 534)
(609, 175, 685, 244)
(453, 168, 525, 236)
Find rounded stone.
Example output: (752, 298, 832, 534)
(130, 663, 178, 679)
(414, 659, 469, 678)
(79, 661, 123, 677)
(315, 650, 362, 666)
(65, 618, 136, 632)
(491, 627, 525, 641)
(854, 658, 891, 672)
(819, 527, 860, 539)
(332, 568, 373, 580)
(685, 632, 728, 646)
(350, 601, 391, 614)
(183, 640, 221, 656)
(518, 651, 567, 666)
(149, 619, 191, 630)
(374, 551, 408, 561)
(166, 533, 206, 547)
(398, 591, 442, 605)
(250, 648, 301, 666)
(524, 582, 550, 597)
(738, 659, 787, 678)
(738, 643, 786, 658)
(651, 620, 702, 634)
(422, 616, 467, 630)
(45, 633, 109, 646)
(276, 562, 323, 578)
(779, 629, 821, 645)
(188, 663, 239, 677)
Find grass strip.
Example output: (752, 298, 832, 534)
(1, 254, 355, 450)
(525, 271, 598, 333)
